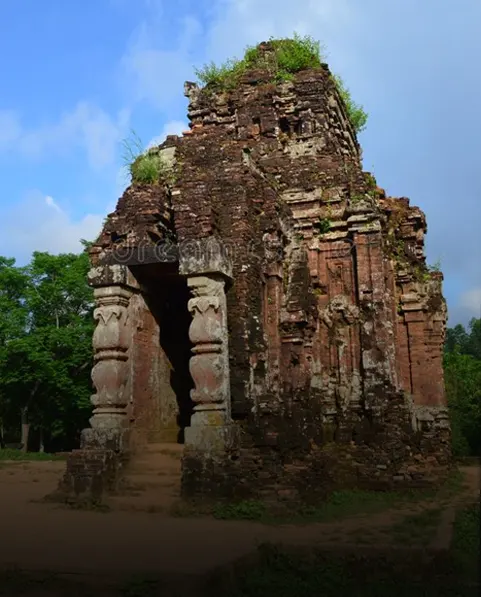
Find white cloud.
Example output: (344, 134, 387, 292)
(0, 103, 130, 169)
(45, 195, 62, 212)
(206, 0, 353, 66)
(0, 191, 105, 263)
(0, 110, 22, 149)
(115, 165, 131, 196)
(147, 119, 188, 148)
(119, 0, 358, 112)
(120, 13, 202, 111)
(460, 288, 481, 317)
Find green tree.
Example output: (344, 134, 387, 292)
(465, 317, 481, 360)
(0, 250, 94, 452)
(445, 323, 469, 354)
(444, 319, 481, 456)
(0, 257, 30, 446)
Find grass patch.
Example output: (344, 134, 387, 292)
(122, 130, 175, 185)
(170, 469, 465, 525)
(0, 568, 88, 596)
(202, 469, 465, 525)
(0, 448, 65, 461)
(194, 34, 368, 134)
(451, 502, 480, 584)
(209, 543, 479, 597)
(214, 500, 267, 521)
(389, 508, 442, 546)
(120, 575, 163, 597)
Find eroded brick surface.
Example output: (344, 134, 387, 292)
(80, 45, 451, 504)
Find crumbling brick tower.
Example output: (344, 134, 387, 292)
(61, 42, 451, 504)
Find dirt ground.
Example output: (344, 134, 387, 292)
(0, 458, 478, 595)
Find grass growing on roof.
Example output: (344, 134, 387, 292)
(333, 74, 368, 133)
(122, 130, 174, 185)
(194, 33, 368, 134)
(195, 34, 323, 88)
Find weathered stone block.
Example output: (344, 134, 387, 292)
(57, 449, 121, 503)
(184, 422, 240, 455)
(81, 428, 130, 454)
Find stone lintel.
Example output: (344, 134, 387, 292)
(88, 264, 140, 290)
(178, 237, 233, 280)
(102, 246, 180, 267)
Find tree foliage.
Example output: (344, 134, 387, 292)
(0, 250, 94, 452)
(444, 318, 481, 456)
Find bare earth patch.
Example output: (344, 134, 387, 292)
(0, 459, 478, 595)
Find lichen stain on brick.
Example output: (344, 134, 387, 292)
(60, 41, 451, 506)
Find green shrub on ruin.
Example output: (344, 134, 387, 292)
(195, 34, 322, 89)
(428, 259, 442, 273)
(194, 34, 368, 134)
(122, 131, 173, 185)
(333, 74, 368, 134)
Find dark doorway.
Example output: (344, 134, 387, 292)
(130, 264, 195, 444)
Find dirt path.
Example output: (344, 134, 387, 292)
(0, 460, 478, 579)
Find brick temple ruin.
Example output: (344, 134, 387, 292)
(59, 43, 451, 506)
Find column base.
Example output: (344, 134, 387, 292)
(81, 427, 130, 454)
(55, 449, 120, 505)
(48, 428, 131, 506)
(184, 421, 239, 454)
(181, 423, 241, 499)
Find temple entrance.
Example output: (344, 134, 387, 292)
(130, 263, 194, 445)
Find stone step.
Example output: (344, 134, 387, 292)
(133, 454, 181, 464)
(120, 474, 179, 487)
(142, 442, 184, 456)
(128, 457, 181, 470)
(110, 442, 184, 511)
(124, 467, 180, 479)
(107, 492, 180, 513)
(125, 465, 181, 475)
(120, 478, 179, 491)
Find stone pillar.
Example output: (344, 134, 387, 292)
(80, 265, 139, 450)
(55, 265, 139, 503)
(187, 275, 231, 426)
(88, 286, 132, 430)
(179, 239, 238, 497)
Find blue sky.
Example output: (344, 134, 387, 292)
(0, 0, 480, 325)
